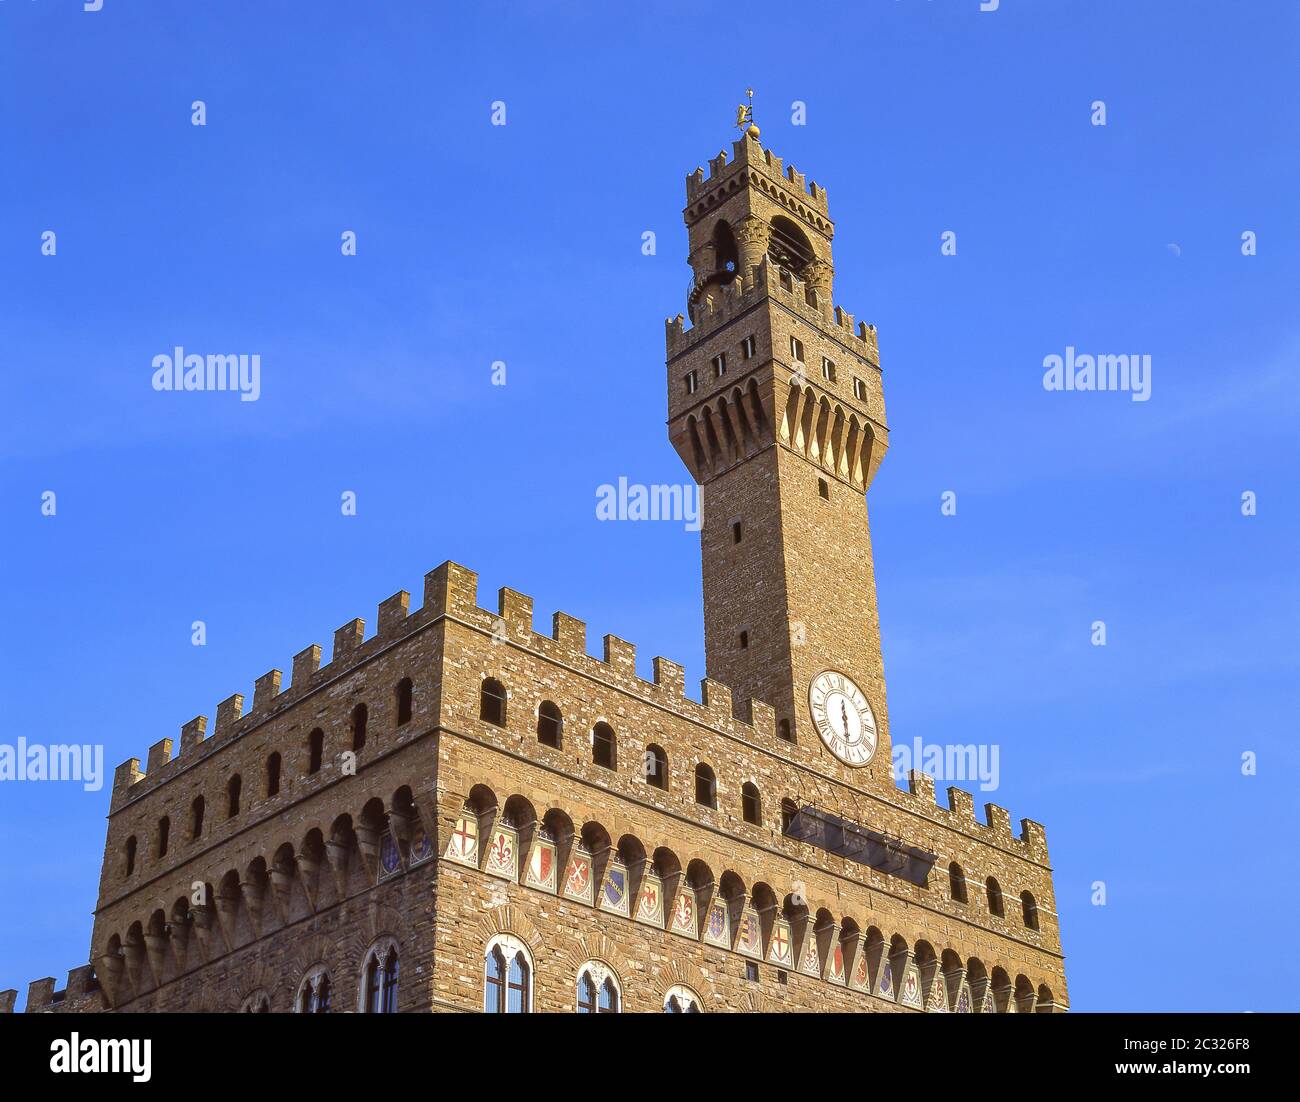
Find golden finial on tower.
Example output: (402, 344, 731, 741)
(735, 88, 759, 138)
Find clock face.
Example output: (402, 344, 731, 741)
(808, 671, 878, 767)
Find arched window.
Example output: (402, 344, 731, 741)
(767, 215, 815, 278)
(351, 704, 368, 751)
(480, 678, 507, 726)
(711, 219, 739, 275)
(948, 862, 968, 903)
(395, 678, 413, 726)
(307, 729, 324, 774)
(592, 723, 616, 770)
(361, 942, 399, 1013)
(157, 816, 170, 858)
(124, 835, 137, 876)
(295, 965, 332, 1013)
(1021, 891, 1039, 931)
(644, 744, 668, 790)
(986, 877, 1005, 918)
(239, 991, 271, 1013)
(484, 935, 531, 1013)
(694, 763, 717, 808)
(190, 795, 205, 840)
(741, 782, 762, 825)
(265, 752, 281, 797)
(537, 701, 562, 748)
(226, 775, 241, 818)
(576, 962, 621, 1014)
(663, 984, 702, 1013)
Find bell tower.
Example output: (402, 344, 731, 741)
(665, 121, 895, 790)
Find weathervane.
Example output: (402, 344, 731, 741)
(735, 88, 758, 136)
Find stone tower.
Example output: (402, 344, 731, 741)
(666, 124, 894, 793)
(6, 123, 1068, 1019)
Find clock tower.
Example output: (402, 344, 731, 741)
(666, 122, 895, 791)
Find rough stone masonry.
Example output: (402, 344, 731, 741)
(5, 128, 1067, 1016)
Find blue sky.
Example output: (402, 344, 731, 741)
(1, 0, 1297, 1012)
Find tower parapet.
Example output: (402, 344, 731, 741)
(666, 253, 879, 363)
(685, 132, 831, 217)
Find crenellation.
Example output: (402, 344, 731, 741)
(652, 655, 685, 697)
(214, 693, 244, 736)
(332, 618, 365, 659)
(667, 253, 875, 370)
(665, 313, 685, 352)
(25, 977, 55, 1012)
(983, 803, 1013, 841)
(857, 321, 879, 361)
(65, 964, 96, 998)
(0, 990, 14, 1014)
(498, 587, 534, 637)
(111, 757, 142, 803)
(18, 964, 102, 1012)
(146, 737, 172, 774)
(252, 669, 282, 712)
(745, 696, 777, 742)
(686, 131, 830, 227)
(292, 643, 322, 688)
(700, 677, 732, 719)
(378, 590, 411, 635)
(551, 610, 587, 654)
(426, 560, 479, 619)
(907, 769, 936, 805)
(1019, 819, 1048, 862)
(947, 786, 976, 823)
(602, 634, 636, 677)
(179, 715, 206, 756)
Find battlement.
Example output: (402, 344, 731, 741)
(108, 566, 460, 810)
(108, 560, 1049, 866)
(900, 772, 1051, 866)
(685, 130, 831, 220)
(1, 964, 102, 1014)
(665, 254, 879, 363)
(462, 574, 1052, 865)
